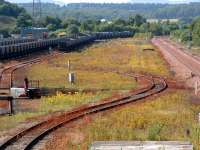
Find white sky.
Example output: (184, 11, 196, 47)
(7, 0, 200, 4)
(60, 0, 130, 3)
(7, 0, 130, 3)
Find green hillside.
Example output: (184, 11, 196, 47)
(0, 0, 31, 37)
(19, 3, 200, 21)
(0, 16, 16, 30)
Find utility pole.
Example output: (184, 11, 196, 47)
(32, 0, 42, 27)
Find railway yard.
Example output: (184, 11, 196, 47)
(0, 34, 200, 149)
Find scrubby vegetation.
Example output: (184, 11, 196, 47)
(129, 40, 169, 76)
(0, 0, 25, 18)
(171, 17, 200, 46)
(0, 0, 32, 37)
(0, 92, 110, 131)
(26, 38, 169, 89)
(39, 92, 111, 113)
(44, 90, 200, 150)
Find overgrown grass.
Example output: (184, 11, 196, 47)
(129, 41, 170, 76)
(28, 65, 135, 90)
(171, 37, 200, 55)
(48, 91, 200, 149)
(26, 38, 170, 89)
(0, 92, 110, 131)
(0, 112, 41, 131)
(39, 92, 111, 113)
(190, 46, 200, 55)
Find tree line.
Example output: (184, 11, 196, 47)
(20, 2, 200, 21)
(29, 14, 200, 47)
(0, 0, 32, 36)
(0, 0, 199, 46)
(39, 15, 180, 37)
(171, 17, 200, 46)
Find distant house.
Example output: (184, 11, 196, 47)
(100, 19, 113, 24)
(147, 19, 179, 23)
(21, 27, 48, 39)
(100, 19, 106, 22)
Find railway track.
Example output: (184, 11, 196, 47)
(152, 37, 200, 76)
(0, 51, 63, 90)
(0, 74, 167, 150)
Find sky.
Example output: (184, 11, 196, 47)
(6, 0, 200, 4)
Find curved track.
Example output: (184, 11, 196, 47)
(0, 74, 167, 150)
(0, 52, 62, 89)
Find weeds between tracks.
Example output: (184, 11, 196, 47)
(0, 92, 111, 131)
(44, 90, 200, 150)
(0, 37, 171, 135)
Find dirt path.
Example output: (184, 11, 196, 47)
(152, 37, 200, 88)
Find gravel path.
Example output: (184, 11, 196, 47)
(152, 37, 200, 88)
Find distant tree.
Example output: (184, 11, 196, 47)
(80, 19, 96, 32)
(20, 3, 200, 21)
(149, 23, 163, 36)
(0, 28, 9, 38)
(67, 24, 79, 35)
(128, 16, 135, 26)
(44, 16, 62, 29)
(113, 18, 126, 26)
(16, 12, 32, 28)
(162, 24, 170, 35)
(180, 29, 192, 42)
(11, 27, 20, 34)
(63, 18, 80, 28)
(0, 1, 26, 18)
(139, 22, 150, 33)
(134, 14, 146, 27)
(47, 24, 57, 31)
(97, 23, 113, 32)
(191, 17, 200, 45)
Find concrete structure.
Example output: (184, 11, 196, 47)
(21, 27, 48, 39)
(90, 141, 193, 150)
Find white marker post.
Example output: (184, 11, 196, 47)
(67, 60, 75, 85)
(195, 81, 200, 95)
(68, 60, 71, 72)
(198, 113, 200, 125)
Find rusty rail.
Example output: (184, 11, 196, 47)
(0, 75, 167, 150)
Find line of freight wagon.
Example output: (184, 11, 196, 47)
(0, 31, 133, 59)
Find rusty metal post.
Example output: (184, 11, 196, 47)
(0, 96, 14, 115)
(10, 72, 13, 88)
(135, 77, 138, 83)
(8, 96, 14, 115)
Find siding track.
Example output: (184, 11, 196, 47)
(0, 74, 167, 150)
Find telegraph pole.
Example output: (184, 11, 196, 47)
(32, 0, 42, 27)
